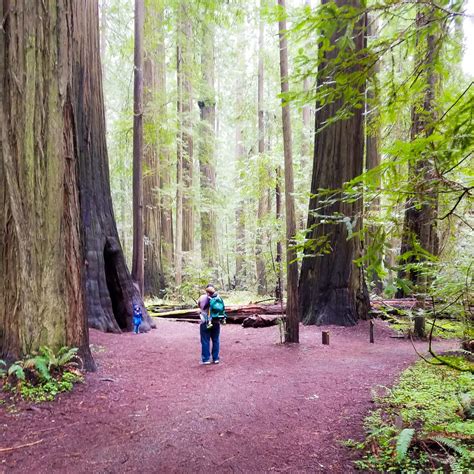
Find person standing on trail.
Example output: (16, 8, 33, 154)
(132, 304, 143, 334)
(197, 284, 226, 365)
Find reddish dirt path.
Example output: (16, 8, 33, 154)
(1, 320, 455, 473)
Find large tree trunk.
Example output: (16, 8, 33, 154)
(0, 1, 93, 366)
(397, 4, 439, 297)
(255, 6, 268, 296)
(73, 1, 153, 333)
(278, 0, 299, 343)
(198, 26, 218, 269)
(235, 126, 247, 288)
(131, 0, 145, 295)
(299, 0, 369, 326)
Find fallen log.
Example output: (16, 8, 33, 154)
(242, 314, 284, 328)
(147, 299, 431, 322)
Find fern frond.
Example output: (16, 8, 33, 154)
(8, 364, 25, 381)
(396, 428, 415, 461)
(431, 436, 472, 459)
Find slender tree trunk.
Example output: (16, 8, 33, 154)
(397, 4, 439, 297)
(278, 0, 299, 343)
(176, 41, 184, 286)
(143, 53, 165, 296)
(198, 26, 218, 269)
(365, 16, 384, 294)
(275, 167, 283, 302)
(235, 126, 246, 287)
(179, 3, 194, 253)
(156, 8, 174, 281)
(298, 0, 369, 326)
(132, 0, 145, 295)
(301, 0, 312, 162)
(256, 6, 268, 295)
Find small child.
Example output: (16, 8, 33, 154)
(133, 304, 143, 334)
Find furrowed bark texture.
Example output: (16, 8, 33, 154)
(278, 0, 299, 343)
(198, 26, 218, 269)
(299, 0, 369, 326)
(0, 0, 93, 367)
(72, 1, 153, 332)
(397, 4, 439, 296)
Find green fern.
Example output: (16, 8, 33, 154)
(431, 436, 472, 459)
(57, 347, 79, 367)
(396, 428, 415, 462)
(8, 363, 25, 381)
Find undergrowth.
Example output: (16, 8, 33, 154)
(347, 360, 474, 472)
(0, 346, 83, 403)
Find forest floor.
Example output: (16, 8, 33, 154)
(1, 319, 457, 473)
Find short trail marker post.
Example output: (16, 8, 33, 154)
(370, 320, 375, 343)
(322, 331, 330, 345)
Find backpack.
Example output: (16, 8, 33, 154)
(209, 295, 226, 319)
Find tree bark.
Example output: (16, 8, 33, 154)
(155, 4, 174, 285)
(73, 1, 153, 333)
(198, 26, 218, 269)
(397, 4, 439, 297)
(278, 0, 299, 343)
(178, 3, 194, 253)
(299, 0, 369, 326)
(143, 55, 165, 296)
(132, 0, 145, 296)
(256, 5, 268, 295)
(365, 15, 383, 294)
(0, 0, 94, 363)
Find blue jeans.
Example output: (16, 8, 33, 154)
(200, 321, 220, 362)
(134, 323, 140, 334)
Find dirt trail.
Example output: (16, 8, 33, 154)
(1, 320, 456, 473)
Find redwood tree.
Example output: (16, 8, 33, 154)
(132, 0, 145, 295)
(198, 26, 218, 269)
(278, 0, 299, 343)
(397, 3, 440, 297)
(0, 1, 93, 366)
(73, 1, 153, 333)
(299, 0, 369, 326)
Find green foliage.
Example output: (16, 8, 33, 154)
(0, 346, 83, 403)
(395, 428, 415, 462)
(351, 361, 474, 472)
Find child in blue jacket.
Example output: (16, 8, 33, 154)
(133, 304, 143, 334)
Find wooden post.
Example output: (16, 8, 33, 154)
(370, 320, 374, 343)
(322, 331, 330, 345)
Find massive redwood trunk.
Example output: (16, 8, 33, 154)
(72, 1, 153, 332)
(0, 2, 93, 365)
(299, 0, 369, 326)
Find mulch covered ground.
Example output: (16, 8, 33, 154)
(0, 320, 456, 473)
